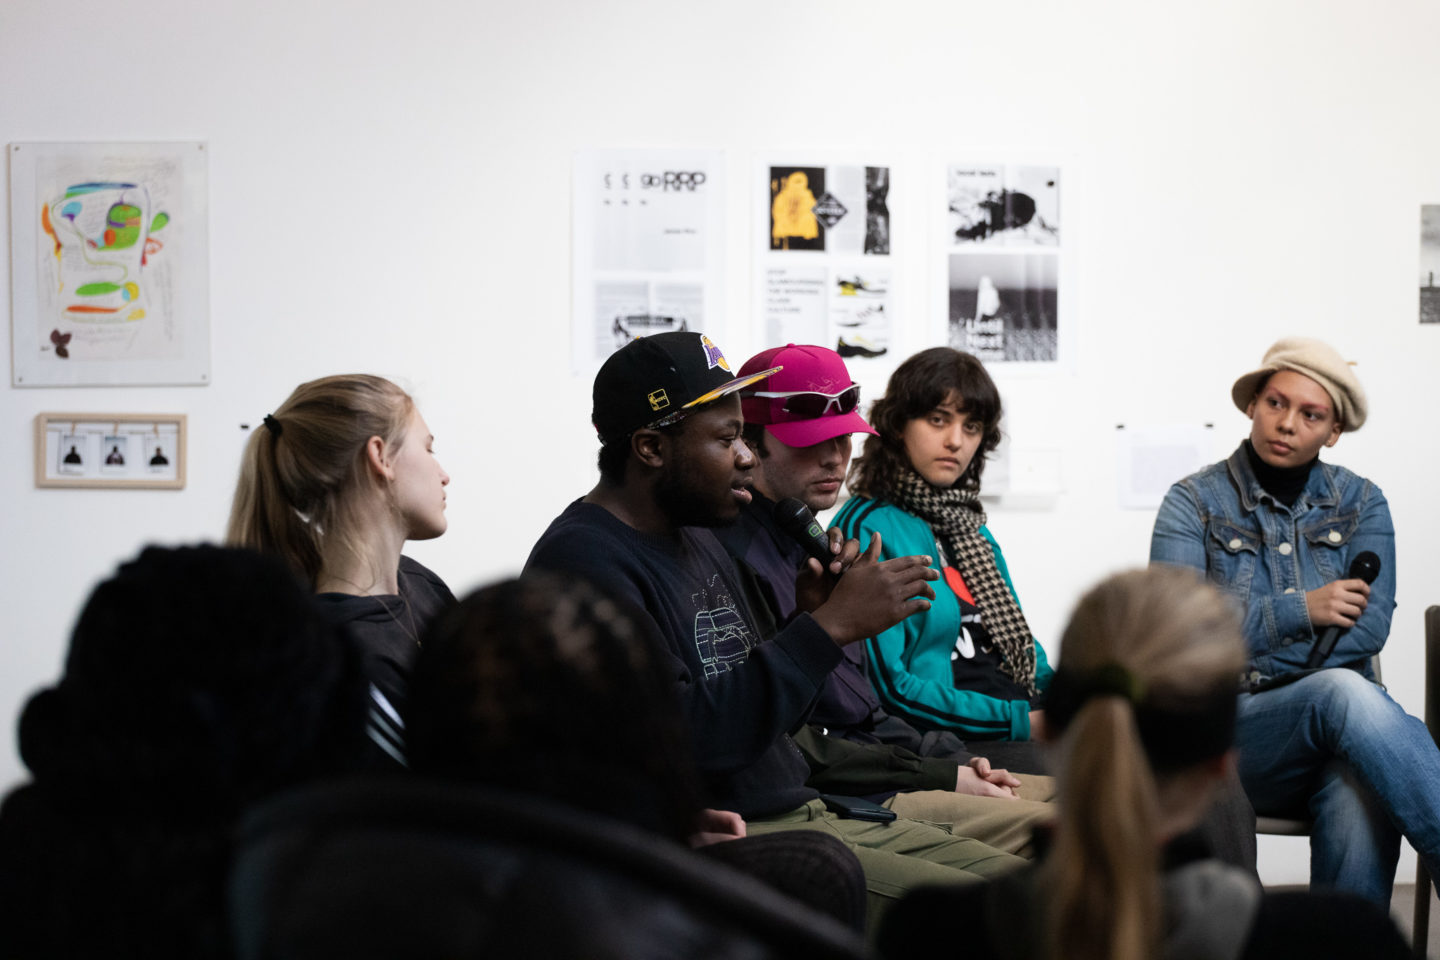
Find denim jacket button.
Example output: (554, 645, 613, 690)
(1228, 537, 1243, 550)
(1284, 587, 1296, 594)
(1328, 530, 1342, 543)
(1278, 542, 1293, 555)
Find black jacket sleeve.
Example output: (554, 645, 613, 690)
(792, 724, 960, 794)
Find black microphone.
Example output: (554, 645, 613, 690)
(1305, 550, 1382, 668)
(772, 497, 833, 565)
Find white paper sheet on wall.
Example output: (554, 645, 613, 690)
(1115, 424, 1213, 510)
(977, 435, 1062, 504)
(572, 149, 725, 372)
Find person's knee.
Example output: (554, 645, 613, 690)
(1305, 666, 1374, 700)
(1300, 668, 1398, 730)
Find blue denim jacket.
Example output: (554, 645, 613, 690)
(1150, 443, 1396, 681)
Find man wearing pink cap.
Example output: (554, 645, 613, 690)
(718, 344, 1055, 859)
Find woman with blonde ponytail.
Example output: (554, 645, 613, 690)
(879, 566, 1407, 960)
(228, 374, 455, 765)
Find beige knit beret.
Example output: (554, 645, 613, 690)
(1230, 337, 1367, 432)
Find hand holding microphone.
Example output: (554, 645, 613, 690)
(777, 500, 852, 575)
(774, 497, 938, 647)
(1305, 550, 1381, 668)
(775, 497, 859, 616)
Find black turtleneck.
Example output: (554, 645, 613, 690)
(1243, 440, 1317, 507)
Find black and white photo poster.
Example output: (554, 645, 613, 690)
(942, 162, 1066, 367)
(757, 157, 895, 362)
(1421, 205, 1440, 324)
(948, 252, 1057, 363)
(948, 165, 1059, 247)
(572, 149, 725, 370)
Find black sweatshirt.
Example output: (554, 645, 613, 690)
(525, 500, 842, 817)
(318, 555, 455, 766)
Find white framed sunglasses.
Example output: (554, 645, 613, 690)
(746, 385, 862, 419)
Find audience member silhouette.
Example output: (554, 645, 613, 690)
(406, 574, 868, 930)
(878, 567, 1408, 960)
(0, 545, 370, 960)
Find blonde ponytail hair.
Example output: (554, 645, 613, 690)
(1043, 566, 1245, 960)
(226, 375, 414, 588)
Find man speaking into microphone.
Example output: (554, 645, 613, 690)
(1151, 337, 1440, 906)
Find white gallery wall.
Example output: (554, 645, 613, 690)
(3, 0, 1438, 886)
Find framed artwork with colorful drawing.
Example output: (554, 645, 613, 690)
(9, 142, 210, 387)
(34, 412, 186, 489)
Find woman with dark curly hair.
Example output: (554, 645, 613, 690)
(833, 348, 1051, 754)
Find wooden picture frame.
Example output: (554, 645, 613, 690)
(35, 412, 186, 489)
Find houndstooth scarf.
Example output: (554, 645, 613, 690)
(891, 469, 1038, 696)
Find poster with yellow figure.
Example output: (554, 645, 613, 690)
(770, 168, 822, 250)
(757, 158, 894, 361)
(11, 142, 210, 386)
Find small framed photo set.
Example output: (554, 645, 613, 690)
(35, 413, 185, 489)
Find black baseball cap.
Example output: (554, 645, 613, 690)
(592, 332, 779, 445)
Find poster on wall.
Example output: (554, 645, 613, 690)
(572, 148, 725, 371)
(1421, 205, 1440, 324)
(10, 142, 210, 387)
(756, 158, 896, 362)
(941, 162, 1064, 368)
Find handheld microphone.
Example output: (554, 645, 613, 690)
(1305, 550, 1382, 668)
(772, 497, 833, 565)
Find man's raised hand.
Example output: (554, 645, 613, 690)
(810, 532, 938, 647)
(794, 527, 865, 613)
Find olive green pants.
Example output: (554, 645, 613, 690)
(885, 772, 1056, 859)
(747, 797, 1026, 932)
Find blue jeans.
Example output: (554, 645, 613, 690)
(1238, 668, 1440, 903)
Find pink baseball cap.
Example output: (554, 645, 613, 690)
(738, 344, 878, 448)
